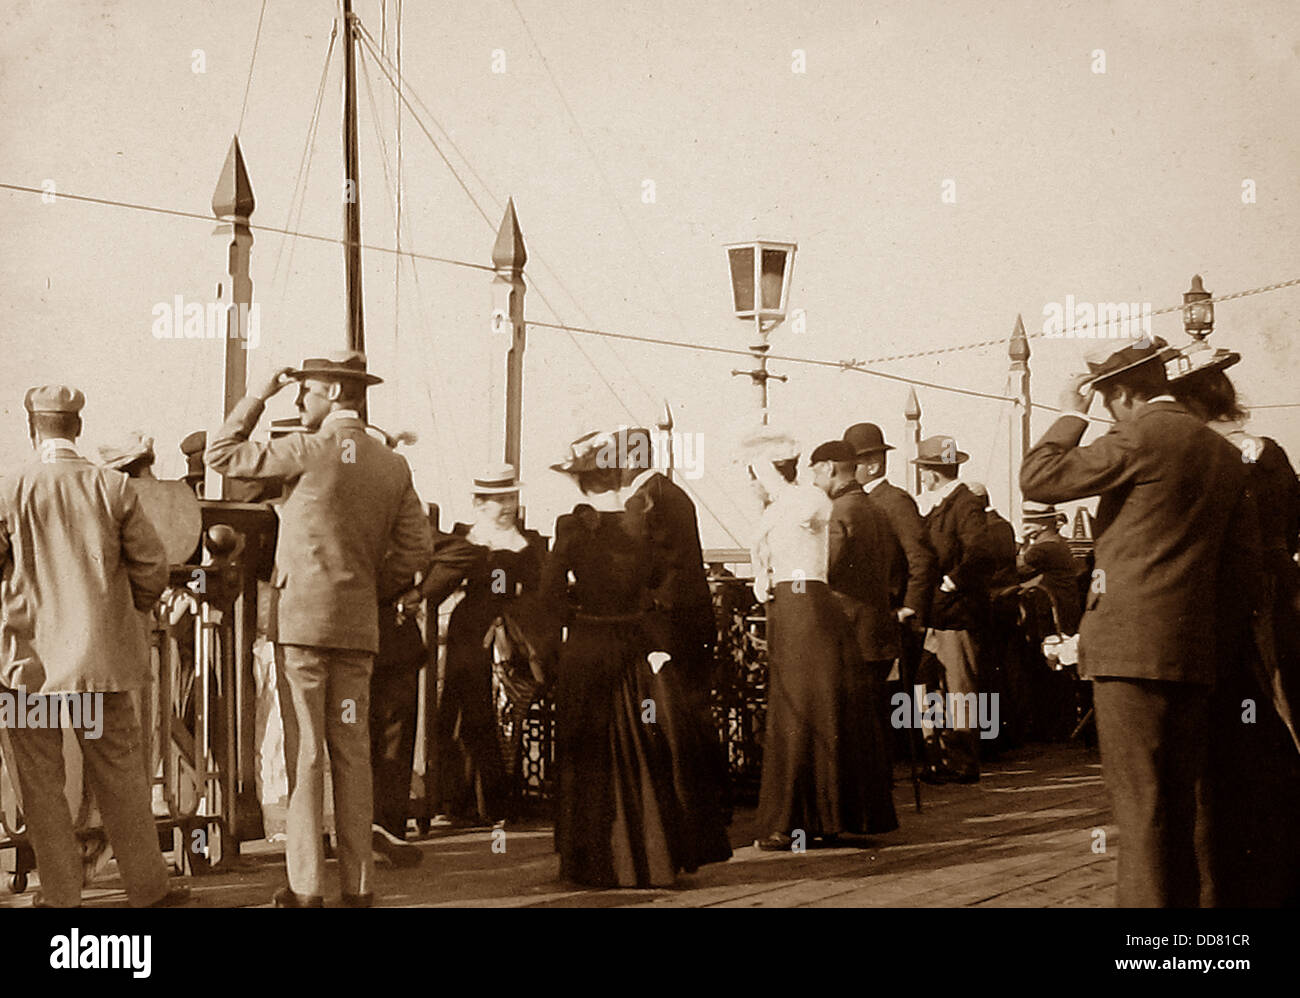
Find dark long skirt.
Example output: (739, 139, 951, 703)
(757, 581, 896, 839)
(554, 616, 687, 887)
(437, 600, 507, 822)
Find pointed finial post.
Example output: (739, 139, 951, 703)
(490, 199, 528, 472)
(903, 386, 921, 495)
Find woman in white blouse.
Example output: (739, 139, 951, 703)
(744, 428, 872, 850)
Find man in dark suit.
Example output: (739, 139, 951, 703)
(967, 482, 1022, 751)
(1020, 337, 1260, 907)
(913, 435, 995, 783)
(811, 440, 900, 822)
(206, 350, 433, 908)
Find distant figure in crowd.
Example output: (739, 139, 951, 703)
(809, 439, 898, 834)
(0, 386, 188, 908)
(747, 428, 871, 849)
(1017, 501, 1084, 636)
(206, 350, 432, 908)
(844, 422, 938, 771)
(1020, 337, 1259, 908)
(1165, 344, 1300, 907)
(914, 435, 993, 783)
(619, 428, 732, 864)
(967, 481, 1023, 752)
(421, 463, 545, 828)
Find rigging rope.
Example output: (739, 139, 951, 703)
(236, 0, 269, 135)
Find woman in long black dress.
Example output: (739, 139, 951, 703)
(1167, 348, 1300, 906)
(525, 431, 727, 886)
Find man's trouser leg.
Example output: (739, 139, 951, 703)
(278, 645, 375, 898)
(369, 662, 418, 838)
(7, 692, 169, 907)
(924, 628, 982, 779)
(1092, 677, 1208, 908)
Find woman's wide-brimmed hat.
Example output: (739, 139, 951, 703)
(472, 462, 523, 494)
(1162, 341, 1241, 386)
(551, 429, 615, 475)
(550, 427, 651, 475)
(738, 425, 801, 467)
(97, 430, 154, 471)
(910, 434, 970, 467)
(289, 349, 384, 386)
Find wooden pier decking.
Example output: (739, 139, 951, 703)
(0, 742, 1115, 908)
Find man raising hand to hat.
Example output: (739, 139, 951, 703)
(206, 351, 433, 907)
(1020, 337, 1262, 908)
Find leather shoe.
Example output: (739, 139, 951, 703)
(754, 832, 794, 852)
(372, 828, 421, 868)
(341, 892, 373, 908)
(273, 887, 323, 908)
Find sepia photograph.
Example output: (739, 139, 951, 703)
(1, 0, 1297, 980)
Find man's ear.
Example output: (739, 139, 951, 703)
(326, 381, 343, 402)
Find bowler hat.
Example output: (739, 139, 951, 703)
(24, 385, 84, 415)
(843, 422, 894, 456)
(1082, 336, 1169, 388)
(289, 349, 383, 386)
(911, 435, 969, 467)
(809, 439, 857, 464)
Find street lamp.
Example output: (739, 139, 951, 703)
(1182, 273, 1214, 341)
(725, 239, 797, 423)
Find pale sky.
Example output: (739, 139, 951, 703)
(3, 0, 1298, 545)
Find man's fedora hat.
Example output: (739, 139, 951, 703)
(910, 434, 969, 467)
(289, 349, 383, 386)
(24, 384, 85, 414)
(473, 462, 522, 494)
(809, 439, 857, 464)
(1023, 500, 1066, 523)
(842, 422, 894, 456)
(1081, 336, 1169, 389)
(1162, 341, 1241, 386)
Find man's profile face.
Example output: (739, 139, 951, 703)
(296, 377, 336, 430)
(811, 461, 833, 492)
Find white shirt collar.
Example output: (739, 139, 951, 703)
(621, 468, 658, 507)
(861, 475, 888, 494)
(1146, 395, 1176, 404)
(39, 438, 79, 459)
(322, 409, 361, 428)
(918, 477, 962, 516)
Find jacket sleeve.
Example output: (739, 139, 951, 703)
(881, 492, 938, 619)
(826, 502, 852, 585)
(379, 479, 434, 603)
(118, 479, 169, 611)
(203, 396, 311, 482)
(418, 530, 485, 607)
(948, 495, 996, 592)
(1021, 415, 1141, 503)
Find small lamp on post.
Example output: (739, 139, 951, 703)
(1182, 274, 1214, 341)
(725, 239, 797, 424)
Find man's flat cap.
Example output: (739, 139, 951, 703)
(24, 384, 85, 414)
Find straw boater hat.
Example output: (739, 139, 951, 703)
(842, 422, 894, 456)
(472, 462, 522, 495)
(1161, 341, 1241, 386)
(1080, 336, 1169, 390)
(910, 434, 970, 467)
(97, 430, 154, 471)
(288, 349, 383, 386)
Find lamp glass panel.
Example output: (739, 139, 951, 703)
(761, 249, 787, 310)
(728, 247, 755, 313)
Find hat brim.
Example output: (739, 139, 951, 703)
(911, 451, 970, 466)
(1082, 350, 1164, 390)
(472, 484, 523, 495)
(289, 368, 384, 386)
(851, 444, 894, 456)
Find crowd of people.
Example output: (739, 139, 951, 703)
(1, 334, 1296, 908)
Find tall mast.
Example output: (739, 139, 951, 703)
(342, 0, 365, 358)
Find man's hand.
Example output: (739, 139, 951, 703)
(254, 367, 297, 403)
(394, 586, 423, 623)
(1059, 373, 1095, 416)
(939, 575, 957, 593)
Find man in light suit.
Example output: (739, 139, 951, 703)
(1020, 337, 1260, 907)
(0, 385, 188, 908)
(206, 351, 432, 908)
